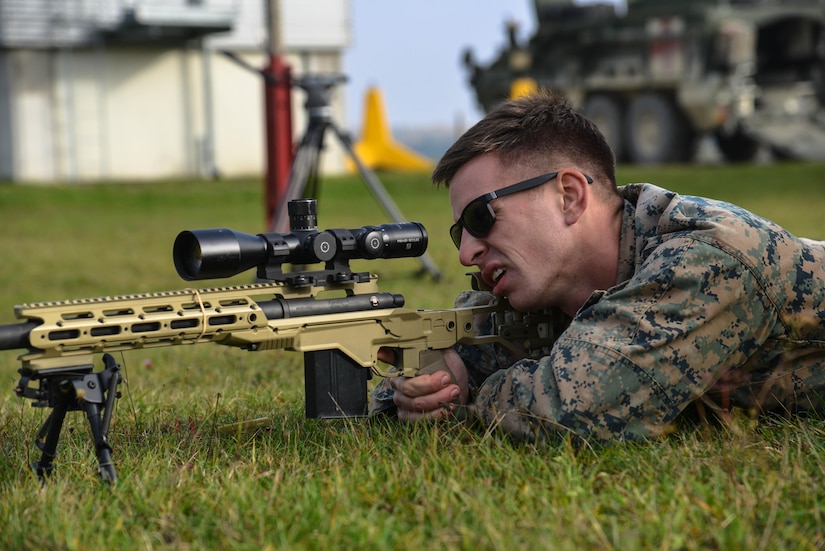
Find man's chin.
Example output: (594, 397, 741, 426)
(501, 293, 528, 312)
(504, 290, 552, 313)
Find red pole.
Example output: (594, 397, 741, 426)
(263, 53, 293, 232)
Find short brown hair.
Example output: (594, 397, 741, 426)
(433, 90, 617, 193)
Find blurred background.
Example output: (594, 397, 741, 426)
(0, 0, 823, 184)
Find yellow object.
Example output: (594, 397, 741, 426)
(349, 87, 434, 173)
(509, 77, 538, 99)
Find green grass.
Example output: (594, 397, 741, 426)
(1, 164, 824, 550)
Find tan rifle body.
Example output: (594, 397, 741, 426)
(7, 276, 560, 376)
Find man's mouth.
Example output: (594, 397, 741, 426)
(492, 267, 506, 284)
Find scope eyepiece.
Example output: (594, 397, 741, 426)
(354, 223, 428, 259)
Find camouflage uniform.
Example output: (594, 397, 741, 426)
(373, 183, 825, 442)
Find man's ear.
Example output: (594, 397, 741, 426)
(559, 171, 589, 225)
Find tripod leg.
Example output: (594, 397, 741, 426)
(271, 122, 327, 233)
(331, 123, 442, 280)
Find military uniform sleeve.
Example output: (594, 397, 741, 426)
(469, 237, 778, 442)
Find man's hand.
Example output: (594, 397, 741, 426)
(384, 348, 469, 422)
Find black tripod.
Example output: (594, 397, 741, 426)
(272, 75, 441, 280)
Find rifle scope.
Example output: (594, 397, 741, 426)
(174, 199, 428, 281)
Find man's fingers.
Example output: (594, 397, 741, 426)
(385, 357, 469, 423)
(391, 373, 460, 416)
(389, 371, 452, 396)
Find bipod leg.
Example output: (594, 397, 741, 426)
(83, 354, 122, 483)
(32, 397, 69, 480)
(330, 123, 442, 281)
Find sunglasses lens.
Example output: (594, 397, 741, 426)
(450, 200, 496, 249)
(449, 224, 463, 248)
(463, 200, 494, 237)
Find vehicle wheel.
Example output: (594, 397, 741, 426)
(625, 93, 694, 164)
(583, 95, 625, 162)
(813, 63, 825, 106)
(715, 128, 760, 163)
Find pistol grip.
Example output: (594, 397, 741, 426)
(416, 349, 457, 384)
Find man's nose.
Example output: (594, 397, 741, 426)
(457, 230, 485, 266)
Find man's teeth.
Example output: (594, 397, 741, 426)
(493, 268, 506, 282)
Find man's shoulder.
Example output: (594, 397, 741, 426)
(617, 182, 672, 203)
(619, 182, 825, 308)
(620, 182, 787, 245)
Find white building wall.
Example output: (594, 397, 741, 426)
(7, 51, 57, 181)
(105, 49, 201, 179)
(211, 50, 268, 178)
(0, 0, 352, 183)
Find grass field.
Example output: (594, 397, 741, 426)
(1, 163, 824, 550)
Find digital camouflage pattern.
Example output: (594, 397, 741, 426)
(372, 183, 825, 442)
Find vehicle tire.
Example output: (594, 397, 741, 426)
(625, 93, 694, 164)
(813, 63, 825, 106)
(715, 128, 760, 163)
(583, 95, 625, 162)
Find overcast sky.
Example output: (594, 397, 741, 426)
(342, 0, 622, 131)
(342, 0, 534, 130)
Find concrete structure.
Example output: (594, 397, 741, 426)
(0, 0, 351, 182)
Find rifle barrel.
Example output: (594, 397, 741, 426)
(0, 321, 37, 351)
(259, 293, 404, 319)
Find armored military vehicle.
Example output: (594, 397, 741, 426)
(463, 0, 825, 164)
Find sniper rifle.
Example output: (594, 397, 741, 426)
(0, 199, 565, 483)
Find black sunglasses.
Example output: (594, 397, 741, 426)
(449, 171, 593, 249)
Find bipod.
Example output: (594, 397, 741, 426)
(15, 353, 122, 483)
(272, 74, 442, 281)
